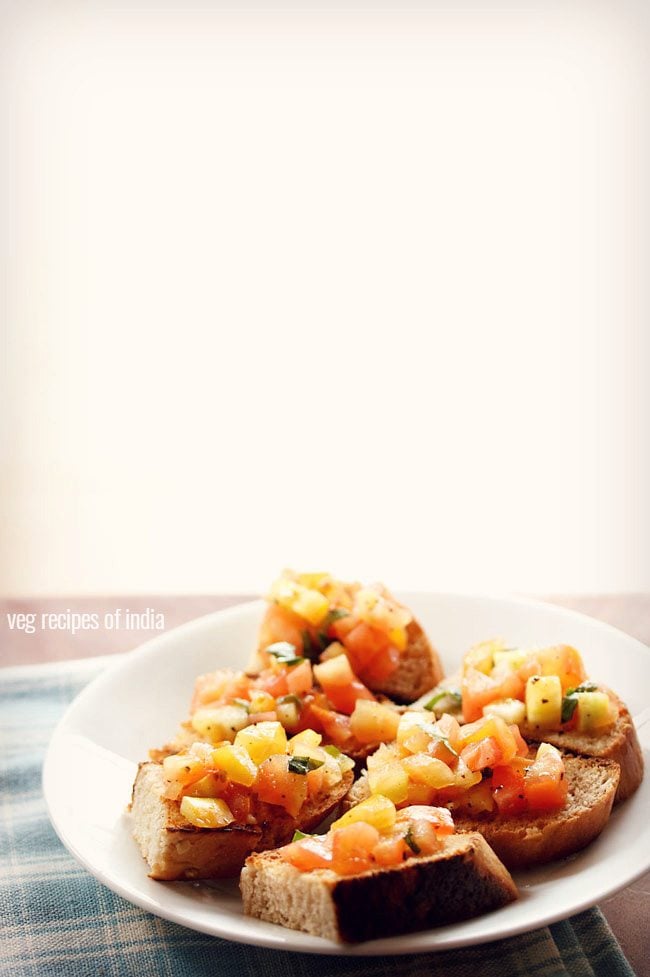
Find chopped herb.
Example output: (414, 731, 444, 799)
(288, 756, 325, 775)
(561, 682, 600, 723)
(291, 829, 310, 842)
(424, 689, 462, 712)
(323, 745, 341, 757)
(266, 641, 306, 666)
(231, 698, 251, 711)
(404, 828, 421, 855)
(323, 608, 349, 627)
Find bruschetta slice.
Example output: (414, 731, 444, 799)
(251, 571, 443, 703)
(412, 640, 642, 803)
(240, 799, 518, 942)
(131, 724, 354, 880)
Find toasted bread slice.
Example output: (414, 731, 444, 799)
(412, 678, 642, 804)
(131, 762, 353, 880)
(344, 754, 620, 870)
(240, 832, 518, 943)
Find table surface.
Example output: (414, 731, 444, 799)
(2, 592, 648, 974)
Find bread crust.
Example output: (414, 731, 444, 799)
(131, 762, 354, 880)
(240, 832, 518, 943)
(344, 754, 620, 870)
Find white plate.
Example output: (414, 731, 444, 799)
(43, 594, 650, 956)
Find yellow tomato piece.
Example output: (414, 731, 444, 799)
(367, 761, 409, 804)
(525, 675, 562, 727)
(179, 796, 234, 828)
(331, 794, 397, 833)
(234, 720, 288, 764)
(401, 754, 456, 788)
(210, 743, 257, 786)
(288, 729, 323, 750)
(270, 578, 330, 626)
(161, 753, 208, 786)
(191, 704, 250, 744)
(350, 700, 400, 745)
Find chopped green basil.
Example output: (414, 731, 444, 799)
(323, 608, 349, 627)
(266, 641, 305, 666)
(288, 755, 325, 775)
(291, 829, 310, 842)
(424, 689, 462, 712)
(561, 682, 600, 723)
(404, 828, 421, 855)
(323, 745, 341, 757)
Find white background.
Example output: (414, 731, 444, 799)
(1, 0, 648, 596)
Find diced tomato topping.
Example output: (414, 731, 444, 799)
(461, 736, 503, 772)
(254, 755, 308, 818)
(397, 805, 455, 835)
(220, 783, 252, 823)
(258, 603, 308, 656)
(433, 714, 463, 754)
(361, 645, 401, 684)
(301, 700, 353, 748)
(371, 833, 408, 866)
(509, 724, 529, 757)
(191, 670, 251, 712)
(281, 835, 333, 871)
(491, 763, 527, 816)
(331, 822, 381, 875)
(524, 745, 568, 812)
(537, 645, 587, 692)
(339, 622, 391, 673)
(313, 655, 375, 715)
(461, 666, 502, 722)
(257, 670, 289, 698)
(286, 659, 314, 695)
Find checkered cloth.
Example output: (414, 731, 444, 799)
(0, 657, 636, 977)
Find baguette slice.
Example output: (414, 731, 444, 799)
(344, 754, 620, 870)
(411, 678, 642, 804)
(240, 832, 518, 943)
(131, 762, 353, 880)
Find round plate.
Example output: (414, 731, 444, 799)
(43, 594, 650, 955)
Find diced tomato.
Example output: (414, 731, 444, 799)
(257, 670, 289, 698)
(331, 822, 380, 875)
(314, 656, 375, 715)
(461, 716, 518, 765)
(537, 645, 587, 692)
(433, 714, 463, 754)
(220, 782, 252, 823)
(254, 755, 308, 818)
(258, 604, 310, 657)
(509, 724, 529, 757)
(361, 646, 401, 684)
(397, 805, 455, 835)
(286, 659, 314, 695)
(301, 700, 353, 748)
(524, 744, 568, 812)
(404, 818, 441, 856)
(281, 835, 333, 871)
(306, 764, 326, 797)
(461, 666, 502, 722)
(371, 833, 408, 867)
(405, 782, 437, 806)
(491, 763, 527, 816)
(339, 622, 391, 673)
(461, 736, 503, 772)
(331, 615, 358, 642)
(191, 670, 251, 712)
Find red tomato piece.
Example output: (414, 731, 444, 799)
(331, 822, 380, 876)
(281, 835, 333, 871)
(461, 736, 503, 772)
(286, 659, 314, 695)
(524, 746, 568, 812)
(491, 763, 527, 816)
(255, 755, 308, 818)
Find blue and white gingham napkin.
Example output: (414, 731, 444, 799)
(0, 658, 637, 977)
